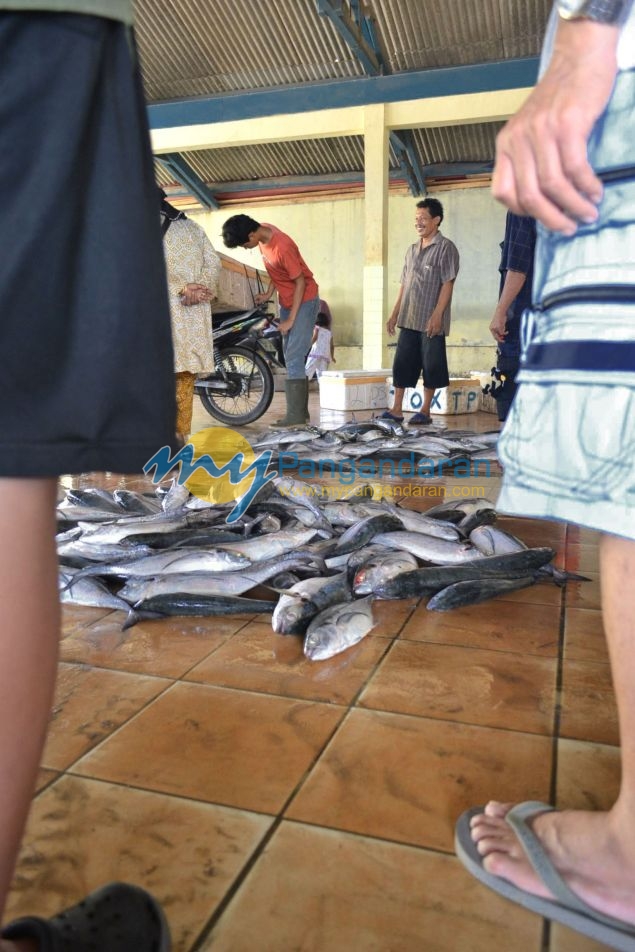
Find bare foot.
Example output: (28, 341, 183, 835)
(470, 801, 635, 927)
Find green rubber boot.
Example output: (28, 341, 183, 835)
(271, 378, 308, 427)
(303, 377, 310, 423)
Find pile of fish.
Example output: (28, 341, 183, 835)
(250, 418, 500, 477)
(57, 423, 586, 661)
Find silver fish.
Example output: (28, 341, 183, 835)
(118, 555, 315, 602)
(59, 570, 130, 611)
(353, 550, 418, 595)
(426, 575, 536, 612)
(373, 531, 486, 565)
(68, 547, 252, 583)
(272, 572, 351, 635)
(304, 596, 376, 661)
(215, 527, 318, 562)
(123, 593, 275, 630)
(380, 500, 461, 541)
(469, 525, 527, 556)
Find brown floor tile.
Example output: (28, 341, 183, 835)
(550, 924, 617, 952)
(565, 573, 601, 611)
(564, 609, 608, 665)
(359, 641, 557, 734)
(495, 578, 563, 606)
(286, 709, 552, 852)
(560, 660, 619, 746)
(556, 739, 620, 811)
(400, 599, 560, 657)
(566, 525, 602, 546)
(43, 663, 169, 771)
(5, 775, 271, 952)
(34, 768, 59, 794)
(496, 516, 566, 549)
(185, 621, 391, 704)
(72, 682, 344, 813)
(200, 822, 543, 952)
(60, 605, 114, 637)
(371, 596, 419, 636)
(61, 612, 246, 678)
(565, 543, 600, 574)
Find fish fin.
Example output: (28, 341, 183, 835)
(537, 566, 592, 586)
(121, 609, 165, 631)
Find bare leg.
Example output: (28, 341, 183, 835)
(421, 387, 435, 416)
(0, 480, 59, 928)
(391, 387, 405, 416)
(470, 533, 635, 925)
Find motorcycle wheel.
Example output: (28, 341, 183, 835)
(197, 345, 275, 426)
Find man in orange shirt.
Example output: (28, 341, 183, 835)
(222, 215, 320, 426)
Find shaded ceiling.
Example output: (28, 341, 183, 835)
(138, 0, 551, 206)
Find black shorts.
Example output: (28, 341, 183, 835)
(0, 13, 175, 477)
(392, 327, 450, 390)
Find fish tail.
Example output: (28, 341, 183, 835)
(122, 609, 165, 631)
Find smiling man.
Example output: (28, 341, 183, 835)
(381, 198, 460, 426)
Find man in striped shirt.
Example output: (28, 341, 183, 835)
(381, 198, 460, 426)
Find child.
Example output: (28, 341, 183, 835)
(305, 314, 335, 379)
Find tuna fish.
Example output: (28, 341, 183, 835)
(303, 596, 376, 661)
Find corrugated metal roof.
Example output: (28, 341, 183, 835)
(137, 0, 550, 203)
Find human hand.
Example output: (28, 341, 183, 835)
(254, 292, 270, 305)
(278, 319, 294, 335)
(426, 314, 443, 337)
(386, 316, 397, 336)
(489, 309, 508, 343)
(180, 283, 213, 306)
(492, 19, 619, 234)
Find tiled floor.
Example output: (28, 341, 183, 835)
(5, 395, 619, 952)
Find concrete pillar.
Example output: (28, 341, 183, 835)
(363, 103, 389, 370)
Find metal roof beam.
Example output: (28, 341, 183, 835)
(316, 0, 383, 76)
(157, 153, 219, 209)
(389, 133, 418, 197)
(163, 165, 492, 202)
(149, 58, 538, 130)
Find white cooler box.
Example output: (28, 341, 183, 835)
(386, 376, 481, 415)
(470, 371, 498, 414)
(318, 369, 391, 411)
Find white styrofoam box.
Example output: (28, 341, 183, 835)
(318, 369, 391, 411)
(214, 252, 270, 313)
(470, 371, 498, 414)
(386, 376, 481, 415)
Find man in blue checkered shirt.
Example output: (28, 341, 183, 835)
(489, 211, 536, 421)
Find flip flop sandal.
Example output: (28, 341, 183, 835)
(408, 412, 432, 425)
(1, 881, 171, 952)
(376, 410, 404, 422)
(455, 801, 635, 952)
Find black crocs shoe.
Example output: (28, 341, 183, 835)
(1, 882, 170, 951)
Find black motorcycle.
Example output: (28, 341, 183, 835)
(194, 306, 284, 426)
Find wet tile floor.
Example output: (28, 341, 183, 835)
(5, 396, 618, 952)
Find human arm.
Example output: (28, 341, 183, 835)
(278, 274, 306, 334)
(492, 15, 624, 233)
(490, 270, 527, 342)
(426, 279, 456, 337)
(330, 334, 335, 362)
(255, 282, 275, 305)
(386, 286, 404, 336)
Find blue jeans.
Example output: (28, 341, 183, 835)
(280, 296, 320, 378)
